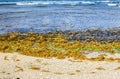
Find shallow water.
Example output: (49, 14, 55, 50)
(0, 0, 120, 34)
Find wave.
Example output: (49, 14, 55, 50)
(16, 1, 96, 6)
(107, 3, 119, 7)
(16, 1, 81, 6)
(0, 2, 16, 5)
(108, 3, 117, 6)
(80, 1, 95, 5)
(0, 1, 95, 6)
(0, 1, 119, 7)
(96, 0, 110, 3)
(16, 2, 42, 5)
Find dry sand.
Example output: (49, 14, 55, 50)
(0, 53, 120, 79)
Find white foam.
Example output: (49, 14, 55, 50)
(54, 1, 80, 5)
(96, 0, 110, 3)
(107, 3, 118, 7)
(81, 1, 95, 5)
(1, 1, 119, 7)
(15, 1, 80, 6)
(16, 2, 40, 5)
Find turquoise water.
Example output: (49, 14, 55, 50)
(0, 0, 120, 33)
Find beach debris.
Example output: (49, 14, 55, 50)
(104, 57, 114, 62)
(90, 71, 96, 74)
(29, 66, 41, 70)
(15, 65, 24, 72)
(42, 62, 49, 66)
(6, 73, 10, 75)
(69, 72, 76, 75)
(116, 58, 120, 63)
(12, 55, 20, 62)
(36, 59, 41, 63)
(4, 56, 9, 60)
(68, 59, 82, 62)
(29, 64, 41, 70)
(95, 54, 106, 61)
(114, 67, 120, 70)
(75, 70, 81, 73)
(54, 72, 64, 75)
(96, 67, 105, 70)
(41, 69, 50, 72)
(0, 71, 6, 73)
(88, 58, 97, 61)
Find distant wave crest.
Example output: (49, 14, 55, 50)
(0, 2, 16, 5)
(16, 2, 41, 5)
(107, 3, 119, 7)
(15, 1, 96, 6)
(16, 1, 81, 6)
(81, 1, 95, 5)
(0, 1, 119, 7)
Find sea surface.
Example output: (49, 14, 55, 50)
(0, 0, 120, 34)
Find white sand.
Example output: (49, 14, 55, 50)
(0, 53, 120, 79)
(86, 52, 120, 58)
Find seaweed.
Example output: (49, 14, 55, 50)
(0, 32, 119, 61)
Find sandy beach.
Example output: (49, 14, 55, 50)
(0, 0, 120, 79)
(0, 53, 120, 79)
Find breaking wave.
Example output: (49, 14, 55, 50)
(107, 3, 119, 7)
(0, 1, 119, 7)
(16, 1, 80, 6)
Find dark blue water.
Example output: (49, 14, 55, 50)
(0, 0, 120, 34)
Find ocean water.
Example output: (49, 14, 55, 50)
(0, 0, 120, 34)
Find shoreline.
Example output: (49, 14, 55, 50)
(1, 28, 120, 42)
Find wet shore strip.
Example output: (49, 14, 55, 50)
(43, 28, 120, 42)
(1, 28, 120, 42)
